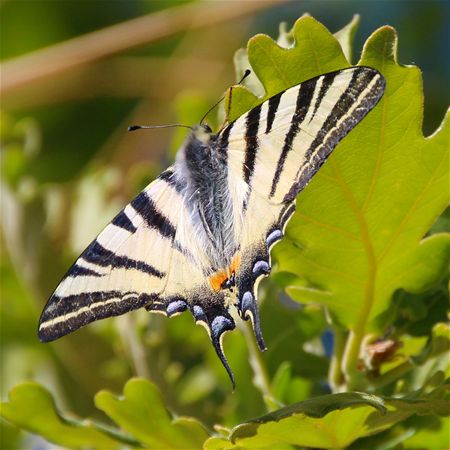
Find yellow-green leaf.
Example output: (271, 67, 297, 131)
(0, 383, 132, 449)
(205, 377, 449, 449)
(95, 378, 209, 449)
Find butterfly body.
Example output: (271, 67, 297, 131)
(175, 124, 238, 272)
(39, 67, 386, 385)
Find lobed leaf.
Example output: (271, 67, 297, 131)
(0, 382, 131, 449)
(229, 16, 449, 339)
(2, 14, 448, 450)
(0, 379, 210, 449)
(94, 378, 210, 449)
(227, 16, 350, 121)
(205, 376, 449, 449)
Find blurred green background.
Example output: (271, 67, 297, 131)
(1, 1, 448, 448)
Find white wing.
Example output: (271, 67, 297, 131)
(222, 67, 385, 348)
(39, 67, 385, 386)
(38, 168, 181, 341)
(38, 166, 237, 382)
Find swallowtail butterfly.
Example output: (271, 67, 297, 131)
(39, 67, 385, 385)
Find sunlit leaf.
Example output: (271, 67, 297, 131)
(226, 16, 350, 122)
(1, 11, 448, 450)
(224, 16, 449, 342)
(227, 17, 449, 394)
(0, 383, 132, 449)
(276, 23, 448, 333)
(95, 378, 209, 449)
(205, 376, 449, 449)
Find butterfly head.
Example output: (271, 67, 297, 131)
(177, 124, 218, 173)
(191, 124, 214, 144)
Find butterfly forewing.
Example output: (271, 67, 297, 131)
(38, 173, 180, 341)
(225, 67, 385, 345)
(227, 67, 385, 203)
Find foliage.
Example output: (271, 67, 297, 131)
(1, 9, 449, 450)
(2, 375, 448, 449)
(206, 373, 449, 449)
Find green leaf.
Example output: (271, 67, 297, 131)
(1, 379, 211, 449)
(228, 17, 449, 346)
(0, 383, 130, 449)
(226, 16, 350, 121)
(228, 17, 450, 389)
(277, 24, 449, 330)
(204, 377, 449, 449)
(95, 378, 209, 449)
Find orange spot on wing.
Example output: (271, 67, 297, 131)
(209, 253, 241, 292)
(209, 271, 228, 292)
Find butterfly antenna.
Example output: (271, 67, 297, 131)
(225, 69, 251, 121)
(127, 124, 193, 132)
(199, 69, 251, 126)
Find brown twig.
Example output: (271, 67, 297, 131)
(2, 56, 226, 109)
(1, 0, 287, 94)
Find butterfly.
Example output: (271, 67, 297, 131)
(38, 67, 385, 386)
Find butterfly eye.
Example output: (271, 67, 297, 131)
(220, 278, 231, 290)
(203, 124, 212, 133)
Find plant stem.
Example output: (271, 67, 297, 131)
(370, 361, 414, 389)
(329, 327, 347, 392)
(341, 331, 361, 387)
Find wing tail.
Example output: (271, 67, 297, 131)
(236, 201, 296, 351)
(190, 290, 236, 387)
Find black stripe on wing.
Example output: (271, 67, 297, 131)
(83, 241, 165, 278)
(131, 192, 176, 239)
(39, 291, 155, 342)
(65, 265, 103, 278)
(217, 120, 234, 158)
(310, 71, 338, 121)
(284, 68, 385, 202)
(269, 77, 317, 198)
(243, 104, 262, 184)
(265, 91, 283, 134)
(112, 210, 137, 233)
(305, 68, 370, 160)
(158, 168, 186, 192)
